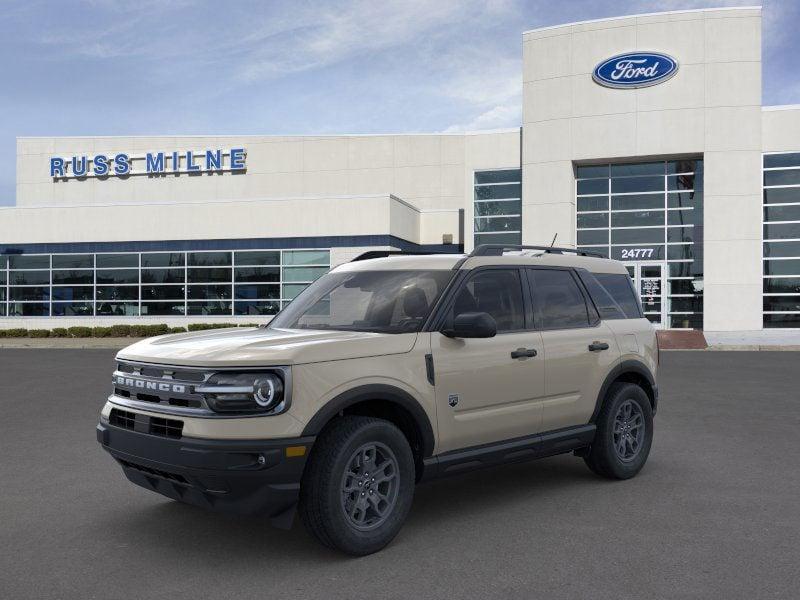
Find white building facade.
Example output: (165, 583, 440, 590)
(3, 6, 800, 333)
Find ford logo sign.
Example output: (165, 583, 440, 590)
(593, 52, 678, 89)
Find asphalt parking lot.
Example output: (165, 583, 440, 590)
(1, 349, 798, 600)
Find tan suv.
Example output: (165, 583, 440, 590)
(97, 244, 658, 555)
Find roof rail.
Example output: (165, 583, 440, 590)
(469, 244, 605, 258)
(350, 250, 440, 262)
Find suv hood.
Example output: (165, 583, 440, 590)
(116, 327, 418, 367)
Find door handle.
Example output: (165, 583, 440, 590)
(511, 348, 538, 359)
(588, 342, 610, 352)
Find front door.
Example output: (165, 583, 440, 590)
(626, 262, 666, 329)
(431, 267, 545, 453)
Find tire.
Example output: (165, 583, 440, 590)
(584, 382, 653, 479)
(298, 415, 415, 555)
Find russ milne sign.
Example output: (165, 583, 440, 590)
(50, 148, 246, 179)
(592, 52, 678, 89)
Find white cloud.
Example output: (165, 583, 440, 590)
(442, 103, 521, 132)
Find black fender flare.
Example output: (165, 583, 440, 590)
(591, 360, 657, 422)
(301, 384, 436, 458)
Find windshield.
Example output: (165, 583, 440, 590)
(270, 269, 455, 334)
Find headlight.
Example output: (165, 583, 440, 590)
(197, 371, 287, 415)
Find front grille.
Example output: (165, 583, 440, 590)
(112, 361, 211, 413)
(118, 459, 188, 484)
(149, 417, 183, 439)
(109, 408, 136, 430)
(108, 408, 184, 439)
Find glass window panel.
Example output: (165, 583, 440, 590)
(10, 287, 50, 301)
(234, 284, 280, 300)
(96, 302, 139, 316)
(611, 162, 663, 177)
(10, 271, 50, 285)
(764, 205, 800, 223)
(474, 170, 521, 184)
(52, 254, 93, 269)
(670, 297, 703, 312)
(52, 270, 93, 284)
(474, 232, 521, 246)
(0, 255, 6, 269)
(667, 245, 695, 261)
(234, 266, 280, 283)
(611, 176, 663, 194)
(612, 194, 664, 211)
(96, 253, 138, 268)
(282, 284, 309, 300)
(0, 305, 5, 316)
(670, 314, 703, 329)
(576, 165, 609, 179)
(0, 288, 5, 301)
(577, 196, 608, 212)
(577, 230, 609, 245)
(611, 246, 665, 261)
(611, 210, 664, 228)
(764, 153, 800, 168)
(283, 250, 329, 266)
(187, 284, 232, 300)
(667, 227, 694, 243)
(96, 269, 138, 284)
(764, 170, 800, 187)
(592, 272, 641, 319)
(763, 188, 800, 205)
(764, 314, 800, 327)
(234, 251, 279, 266)
(187, 301, 232, 315)
(188, 251, 231, 267)
(668, 209, 699, 226)
(763, 241, 800, 258)
(763, 296, 800, 312)
(577, 179, 608, 195)
(52, 302, 94, 316)
(96, 286, 139, 301)
(530, 269, 588, 329)
(474, 184, 521, 200)
(670, 279, 704, 295)
(9, 255, 49, 269)
(474, 216, 521, 233)
(8, 303, 49, 316)
(764, 223, 800, 240)
(52, 286, 93, 301)
(141, 268, 184, 284)
(667, 160, 702, 174)
(141, 285, 185, 300)
(577, 213, 609, 229)
(763, 278, 800, 294)
(141, 302, 185, 316)
(669, 262, 697, 277)
(0, 272, 5, 285)
(668, 191, 703, 209)
(474, 201, 521, 217)
(141, 253, 185, 268)
(576, 246, 609, 257)
(283, 266, 328, 283)
(667, 174, 699, 191)
(450, 269, 525, 332)
(611, 228, 664, 245)
(763, 259, 800, 275)
(187, 267, 231, 283)
(235, 300, 281, 316)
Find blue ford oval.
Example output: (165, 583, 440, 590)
(593, 52, 679, 89)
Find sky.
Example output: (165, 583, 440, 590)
(1, 0, 799, 206)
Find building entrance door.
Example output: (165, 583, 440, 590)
(625, 262, 666, 329)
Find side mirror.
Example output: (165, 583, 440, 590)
(442, 312, 497, 339)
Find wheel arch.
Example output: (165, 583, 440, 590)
(301, 384, 436, 479)
(591, 360, 657, 422)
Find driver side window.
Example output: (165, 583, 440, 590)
(450, 269, 525, 333)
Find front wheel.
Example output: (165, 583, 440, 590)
(584, 382, 654, 479)
(298, 416, 415, 555)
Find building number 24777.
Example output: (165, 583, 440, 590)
(620, 248, 655, 259)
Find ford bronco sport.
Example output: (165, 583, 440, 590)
(97, 244, 658, 555)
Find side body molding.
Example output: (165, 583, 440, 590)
(301, 384, 436, 458)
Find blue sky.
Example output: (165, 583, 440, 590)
(1, 0, 798, 206)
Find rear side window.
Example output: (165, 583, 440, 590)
(576, 271, 626, 320)
(529, 269, 590, 329)
(593, 273, 642, 318)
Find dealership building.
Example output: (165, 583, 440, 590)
(2, 6, 799, 335)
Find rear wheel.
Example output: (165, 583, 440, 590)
(299, 416, 415, 555)
(584, 382, 653, 479)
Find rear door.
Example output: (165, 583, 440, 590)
(527, 268, 620, 431)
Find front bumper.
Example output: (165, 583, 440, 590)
(97, 421, 314, 528)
